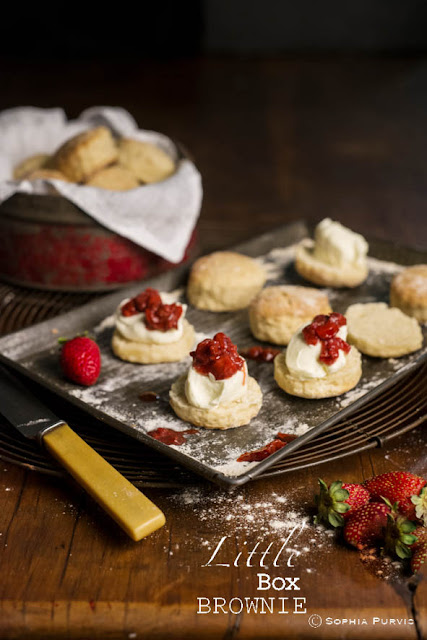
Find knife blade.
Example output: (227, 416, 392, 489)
(0, 365, 165, 541)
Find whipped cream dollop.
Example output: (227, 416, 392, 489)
(286, 324, 349, 379)
(313, 218, 368, 268)
(185, 363, 248, 409)
(115, 292, 186, 344)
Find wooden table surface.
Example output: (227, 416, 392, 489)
(1, 56, 427, 639)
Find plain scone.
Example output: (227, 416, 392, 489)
(249, 285, 332, 345)
(274, 348, 362, 399)
(169, 374, 262, 429)
(86, 165, 139, 190)
(187, 251, 267, 311)
(25, 169, 70, 182)
(111, 320, 195, 364)
(346, 302, 423, 357)
(118, 138, 175, 184)
(390, 265, 427, 323)
(53, 126, 118, 182)
(295, 239, 368, 288)
(13, 153, 51, 180)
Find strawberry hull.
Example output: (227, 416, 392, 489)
(0, 193, 197, 291)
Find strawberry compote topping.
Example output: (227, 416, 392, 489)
(145, 303, 183, 331)
(121, 288, 162, 317)
(302, 312, 351, 365)
(190, 332, 245, 380)
(120, 287, 182, 331)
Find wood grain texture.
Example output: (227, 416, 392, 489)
(0, 56, 426, 638)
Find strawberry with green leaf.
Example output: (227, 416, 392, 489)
(344, 498, 418, 557)
(314, 478, 370, 528)
(410, 526, 427, 573)
(363, 471, 426, 521)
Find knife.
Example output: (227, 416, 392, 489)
(0, 365, 165, 541)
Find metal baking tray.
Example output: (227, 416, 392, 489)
(0, 220, 426, 487)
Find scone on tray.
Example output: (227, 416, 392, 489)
(346, 302, 423, 358)
(118, 138, 175, 184)
(187, 251, 267, 312)
(53, 126, 118, 182)
(274, 312, 362, 399)
(390, 265, 427, 323)
(249, 285, 332, 345)
(170, 332, 262, 429)
(295, 218, 369, 288)
(111, 287, 195, 364)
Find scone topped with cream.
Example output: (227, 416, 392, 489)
(296, 219, 369, 288)
(170, 333, 262, 429)
(112, 287, 195, 363)
(274, 312, 362, 398)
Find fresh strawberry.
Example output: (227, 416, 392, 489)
(60, 336, 101, 386)
(314, 479, 370, 527)
(411, 526, 427, 548)
(344, 499, 417, 558)
(411, 541, 427, 573)
(344, 502, 391, 549)
(363, 471, 426, 521)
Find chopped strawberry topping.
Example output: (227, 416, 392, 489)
(190, 332, 244, 380)
(145, 303, 182, 331)
(121, 287, 183, 332)
(302, 312, 350, 365)
(121, 288, 162, 317)
(237, 433, 297, 462)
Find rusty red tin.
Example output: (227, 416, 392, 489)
(0, 193, 196, 291)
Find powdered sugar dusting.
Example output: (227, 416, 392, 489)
(0, 232, 425, 483)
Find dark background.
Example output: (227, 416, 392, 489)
(1, 1, 427, 249)
(2, 1, 427, 57)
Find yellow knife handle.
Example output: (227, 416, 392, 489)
(43, 423, 165, 541)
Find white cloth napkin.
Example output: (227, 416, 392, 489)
(0, 107, 202, 263)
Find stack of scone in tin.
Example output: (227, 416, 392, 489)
(12, 126, 175, 190)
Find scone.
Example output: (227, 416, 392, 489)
(86, 165, 139, 191)
(390, 265, 427, 323)
(274, 312, 362, 399)
(346, 302, 423, 358)
(13, 153, 50, 180)
(295, 218, 369, 288)
(25, 169, 70, 182)
(170, 333, 262, 429)
(187, 251, 267, 312)
(111, 287, 195, 364)
(118, 138, 175, 184)
(53, 126, 118, 182)
(249, 285, 332, 345)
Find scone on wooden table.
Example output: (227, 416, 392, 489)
(170, 333, 262, 429)
(295, 218, 369, 288)
(118, 138, 175, 184)
(390, 265, 427, 323)
(346, 302, 423, 358)
(53, 126, 118, 182)
(187, 251, 267, 312)
(13, 153, 51, 180)
(249, 285, 332, 345)
(86, 165, 139, 191)
(274, 312, 362, 399)
(111, 287, 195, 364)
